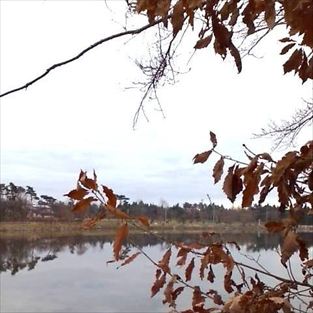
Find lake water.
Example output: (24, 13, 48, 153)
(1, 232, 312, 312)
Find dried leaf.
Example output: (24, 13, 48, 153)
(172, 286, 184, 301)
(265, 1, 276, 29)
(199, 254, 209, 280)
(102, 185, 117, 208)
(193, 150, 212, 164)
(265, 221, 285, 233)
(158, 248, 172, 273)
(177, 253, 188, 266)
(137, 215, 150, 227)
(271, 151, 298, 185)
(210, 131, 217, 148)
(297, 237, 308, 261)
(229, 42, 242, 73)
(224, 272, 234, 293)
(162, 276, 175, 305)
(120, 252, 141, 267)
(192, 286, 205, 310)
(72, 196, 96, 213)
(213, 157, 224, 184)
(64, 188, 88, 200)
(242, 163, 264, 208)
(223, 165, 243, 202)
(283, 49, 303, 74)
(280, 43, 296, 55)
(151, 272, 166, 297)
(171, 0, 184, 35)
(80, 172, 97, 190)
(304, 259, 313, 269)
(113, 223, 129, 261)
(185, 257, 195, 281)
(194, 34, 213, 49)
(281, 231, 299, 265)
(269, 297, 292, 313)
(207, 265, 215, 283)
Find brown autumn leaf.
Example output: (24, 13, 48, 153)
(137, 215, 150, 227)
(185, 257, 195, 281)
(155, 0, 171, 18)
(210, 131, 217, 148)
(192, 286, 205, 310)
(158, 248, 172, 273)
(171, 0, 184, 35)
(120, 252, 141, 267)
(212, 245, 234, 274)
(297, 237, 308, 261)
(283, 49, 303, 74)
(72, 196, 96, 213)
(265, 1, 276, 29)
(281, 230, 299, 266)
(304, 259, 313, 269)
(151, 272, 166, 297)
(242, 163, 264, 208)
(199, 254, 209, 280)
(194, 34, 213, 49)
(258, 152, 274, 162)
(280, 43, 296, 55)
(79, 172, 97, 190)
(213, 157, 224, 184)
(224, 272, 234, 293)
(259, 185, 271, 205)
(162, 276, 175, 305)
(223, 165, 243, 202)
(277, 179, 290, 210)
(177, 253, 188, 266)
(113, 223, 129, 261)
(172, 286, 184, 301)
(271, 151, 298, 185)
(193, 150, 212, 164)
(64, 188, 88, 200)
(269, 297, 292, 313)
(229, 42, 242, 73)
(207, 265, 215, 283)
(265, 221, 286, 233)
(102, 185, 117, 208)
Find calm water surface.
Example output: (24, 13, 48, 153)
(1, 233, 312, 312)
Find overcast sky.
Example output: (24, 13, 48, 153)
(1, 1, 312, 207)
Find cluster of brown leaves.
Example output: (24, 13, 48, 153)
(66, 133, 313, 312)
(64, 170, 150, 263)
(135, 0, 313, 82)
(150, 242, 235, 311)
(149, 238, 307, 313)
(194, 132, 313, 268)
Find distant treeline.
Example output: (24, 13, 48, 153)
(1, 182, 313, 225)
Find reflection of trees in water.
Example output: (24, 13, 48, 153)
(1, 233, 312, 275)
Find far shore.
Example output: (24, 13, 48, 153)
(0, 220, 312, 239)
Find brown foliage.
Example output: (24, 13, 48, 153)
(136, 0, 313, 82)
(113, 223, 129, 261)
(67, 134, 313, 312)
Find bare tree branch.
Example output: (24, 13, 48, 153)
(254, 99, 313, 150)
(0, 19, 166, 98)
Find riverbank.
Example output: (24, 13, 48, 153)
(0, 220, 312, 239)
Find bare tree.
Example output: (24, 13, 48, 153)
(254, 99, 313, 150)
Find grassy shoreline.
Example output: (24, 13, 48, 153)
(1, 220, 312, 239)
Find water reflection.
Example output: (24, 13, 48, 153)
(1, 232, 312, 275)
(0, 233, 312, 312)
